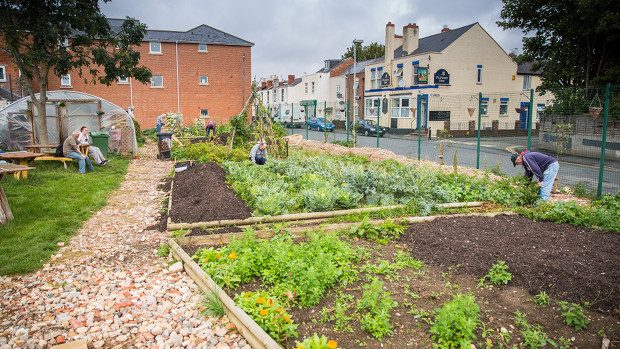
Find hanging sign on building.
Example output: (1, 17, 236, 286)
(380, 72, 391, 87)
(434, 69, 450, 85)
(382, 97, 388, 114)
(417, 67, 429, 84)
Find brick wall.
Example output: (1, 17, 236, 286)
(2, 40, 252, 128)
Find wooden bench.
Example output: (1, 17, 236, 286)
(34, 156, 74, 169)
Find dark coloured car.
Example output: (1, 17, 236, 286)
(356, 119, 386, 136)
(307, 117, 335, 132)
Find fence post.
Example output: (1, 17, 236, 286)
(417, 96, 422, 160)
(290, 103, 294, 135)
(377, 99, 380, 148)
(476, 92, 482, 169)
(597, 83, 611, 197)
(527, 88, 534, 150)
(305, 106, 309, 140)
(346, 100, 350, 143)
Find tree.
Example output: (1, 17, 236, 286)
(497, 0, 620, 91)
(0, 0, 152, 144)
(342, 42, 385, 62)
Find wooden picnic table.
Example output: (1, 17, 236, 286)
(25, 144, 59, 154)
(0, 151, 43, 179)
(0, 163, 34, 224)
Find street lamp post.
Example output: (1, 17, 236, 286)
(352, 39, 363, 147)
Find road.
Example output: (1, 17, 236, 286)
(289, 128, 620, 195)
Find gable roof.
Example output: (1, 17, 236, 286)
(316, 59, 345, 73)
(107, 18, 253, 47)
(394, 23, 476, 58)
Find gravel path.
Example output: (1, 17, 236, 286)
(0, 143, 251, 349)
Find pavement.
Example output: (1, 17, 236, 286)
(290, 129, 620, 194)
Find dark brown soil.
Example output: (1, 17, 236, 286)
(146, 178, 171, 232)
(400, 214, 620, 315)
(169, 163, 252, 223)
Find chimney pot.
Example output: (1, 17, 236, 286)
(261, 81, 266, 89)
(386, 22, 394, 27)
(288, 74, 295, 84)
(441, 25, 450, 33)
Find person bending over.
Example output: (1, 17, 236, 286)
(511, 151, 559, 201)
(250, 140, 268, 165)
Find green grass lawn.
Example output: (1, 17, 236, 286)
(0, 157, 130, 275)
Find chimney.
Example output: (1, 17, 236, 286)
(384, 22, 396, 63)
(288, 74, 295, 84)
(266, 80, 273, 89)
(441, 25, 450, 33)
(403, 23, 419, 56)
(261, 81, 267, 89)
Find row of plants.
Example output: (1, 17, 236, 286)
(222, 151, 539, 216)
(192, 222, 600, 348)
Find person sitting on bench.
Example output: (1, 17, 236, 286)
(64, 131, 94, 174)
(78, 126, 108, 165)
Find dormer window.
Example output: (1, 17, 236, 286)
(198, 43, 208, 52)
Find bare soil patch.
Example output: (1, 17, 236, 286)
(400, 214, 620, 315)
(169, 163, 252, 224)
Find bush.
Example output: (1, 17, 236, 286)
(430, 294, 480, 349)
(172, 142, 247, 164)
(234, 290, 298, 342)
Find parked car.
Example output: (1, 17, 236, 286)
(356, 119, 386, 136)
(307, 117, 335, 132)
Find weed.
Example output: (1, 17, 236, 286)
(430, 294, 480, 349)
(514, 310, 559, 349)
(295, 333, 340, 348)
(479, 260, 512, 286)
(557, 301, 589, 330)
(156, 244, 170, 257)
(170, 229, 189, 238)
(348, 217, 405, 244)
(356, 278, 397, 339)
(532, 291, 550, 306)
(201, 292, 225, 317)
(572, 182, 589, 197)
(234, 290, 298, 342)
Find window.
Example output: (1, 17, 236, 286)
(150, 75, 163, 88)
(365, 97, 380, 118)
(304, 83, 308, 94)
(60, 74, 71, 87)
(480, 98, 489, 116)
(118, 76, 129, 84)
(499, 98, 509, 115)
(376, 67, 383, 87)
(149, 42, 162, 54)
(199, 76, 209, 85)
(281, 89, 284, 101)
(370, 69, 377, 89)
(391, 97, 410, 118)
(336, 85, 341, 93)
(273, 90, 277, 102)
(198, 43, 208, 52)
(200, 109, 209, 117)
(0, 65, 6, 82)
(267, 92, 269, 103)
(522, 75, 531, 90)
(412, 61, 419, 85)
(394, 64, 404, 87)
(311, 82, 315, 94)
(476, 65, 483, 84)
(536, 103, 545, 122)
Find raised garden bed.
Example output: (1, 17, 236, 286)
(171, 214, 619, 349)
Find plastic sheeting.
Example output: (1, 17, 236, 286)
(0, 91, 137, 154)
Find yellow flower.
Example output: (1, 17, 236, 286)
(284, 316, 291, 323)
(228, 251, 238, 260)
(276, 307, 283, 313)
(245, 292, 251, 298)
(327, 340, 338, 349)
(215, 252, 222, 260)
(256, 297, 265, 304)
(296, 346, 304, 349)
(259, 309, 268, 316)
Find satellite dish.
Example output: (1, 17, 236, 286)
(337, 93, 343, 99)
(285, 110, 290, 115)
(339, 101, 345, 105)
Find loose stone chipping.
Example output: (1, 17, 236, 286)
(0, 143, 252, 349)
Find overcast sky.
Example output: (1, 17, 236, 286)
(101, 0, 524, 81)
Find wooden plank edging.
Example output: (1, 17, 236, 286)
(176, 211, 515, 247)
(168, 239, 282, 349)
(167, 201, 485, 231)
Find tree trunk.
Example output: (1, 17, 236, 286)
(31, 68, 49, 145)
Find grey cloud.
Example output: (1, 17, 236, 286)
(101, 0, 523, 80)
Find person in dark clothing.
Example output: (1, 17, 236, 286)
(511, 151, 559, 201)
(205, 118, 216, 139)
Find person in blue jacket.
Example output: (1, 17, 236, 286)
(511, 151, 559, 201)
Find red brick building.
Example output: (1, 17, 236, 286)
(0, 19, 253, 127)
